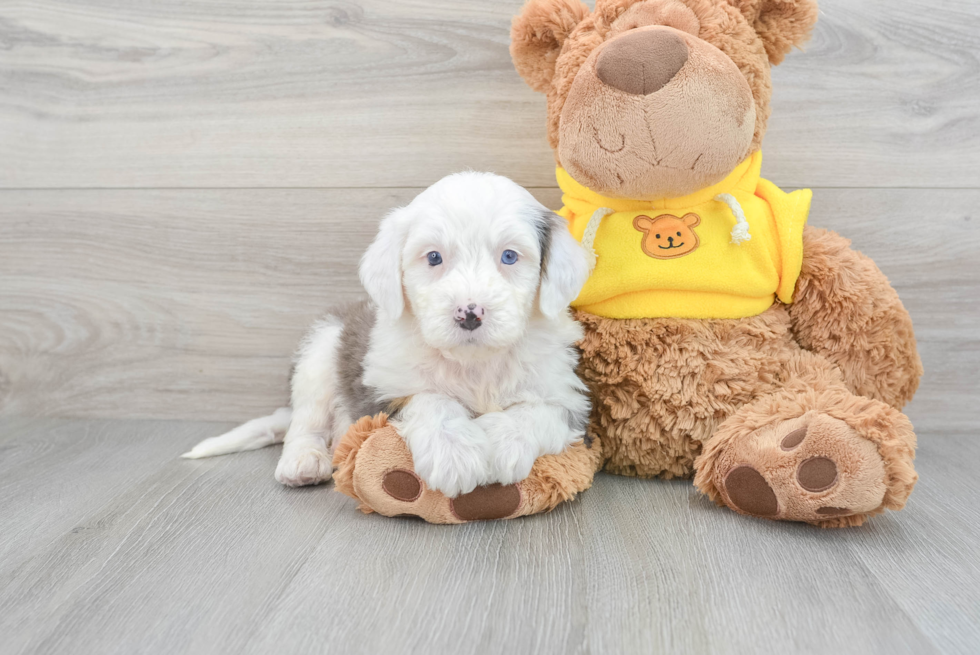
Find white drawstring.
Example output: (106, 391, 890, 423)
(715, 193, 751, 244)
(581, 207, 614, 272)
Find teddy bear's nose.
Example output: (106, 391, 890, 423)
(595, 28, 689, 96)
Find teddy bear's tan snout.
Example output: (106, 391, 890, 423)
(595, 27, 688, 96)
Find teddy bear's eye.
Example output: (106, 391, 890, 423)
(677, 231, 682, 236)
(655, 234, 661, 239)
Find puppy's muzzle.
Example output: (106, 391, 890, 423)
(455, 303, 484, 331)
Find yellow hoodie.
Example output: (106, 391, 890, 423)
(557, 152, 812, 319)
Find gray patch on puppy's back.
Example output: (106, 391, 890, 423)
(332, 300, 391, 421)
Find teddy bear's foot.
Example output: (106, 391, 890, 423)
(712, 412, 888, 523)
(694, 387, 917, 527)
(331, 414, 602, 524)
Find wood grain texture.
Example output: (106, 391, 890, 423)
(0, 416, 196, 569)
(844, 433, 980, 654)
(1, 417, 977, 655)
(1, 0, 978, 189)
(2, 187, 976, 431)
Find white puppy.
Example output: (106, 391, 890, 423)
(183, 172, 592, 497)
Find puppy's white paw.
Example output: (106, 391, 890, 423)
(475, 412, 537, 484)
(490, 437, 538, 485)
(275, 447, 333, 487)
(412, 418, 490, 498)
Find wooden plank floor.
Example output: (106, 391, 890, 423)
(0, 417, 978, 655)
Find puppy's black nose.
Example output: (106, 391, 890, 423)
(458, 313, 481, 331)
(455, 304, 484, 331)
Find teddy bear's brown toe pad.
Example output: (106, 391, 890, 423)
(724, 466, 778, 517)
(797, 456, 838, 492)
(780, 427, 808, 450)
(382, 469, 423, 502)
(450, 484, 522, 521)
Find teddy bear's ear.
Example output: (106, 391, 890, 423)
(511, 0, 591, 93)
(729, 0, 819, 65)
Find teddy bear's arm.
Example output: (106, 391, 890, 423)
(788, 226, 922, 411)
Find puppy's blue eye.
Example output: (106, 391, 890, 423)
(501, 249, 518, 265)
(427, 251, 442, 266)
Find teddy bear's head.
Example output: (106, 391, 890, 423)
(511, 0, 818, 200)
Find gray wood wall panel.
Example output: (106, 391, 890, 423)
(1, 0, 978, 190)
(1, 188, 976, 430)
(2, 0, 978, 427)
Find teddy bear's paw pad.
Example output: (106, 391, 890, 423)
(779, 414, 888, 519)
(780, 426, 808, 450)
(710, 412, 895, 523)
(382, 469, 423, 502)
(724, 466, 778, 517)
(450, 483, 522, 521)
(796, 456, 838, 492)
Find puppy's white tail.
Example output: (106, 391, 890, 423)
(181, 407, 292, 459)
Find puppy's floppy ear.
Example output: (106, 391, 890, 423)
(359, 206, 410, 319)
(536, 209, 591, 319)
(511, 0, 590, 93)
(729, 0, 819, 65)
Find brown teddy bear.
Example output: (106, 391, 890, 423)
(333, 0, 922, 527)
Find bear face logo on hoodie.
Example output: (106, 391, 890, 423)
(633, 213, 701, 259)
